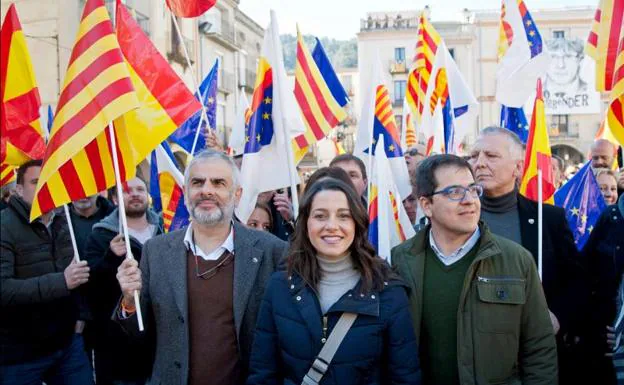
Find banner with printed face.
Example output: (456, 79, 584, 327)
(543, 37, 601, 115)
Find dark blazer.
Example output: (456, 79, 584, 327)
(517, 195, 585, 333)
(115, 221, 288, 385)
(247, 273, 421, 385)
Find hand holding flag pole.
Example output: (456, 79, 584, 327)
(108, 123, 144, 331)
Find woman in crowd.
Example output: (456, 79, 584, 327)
(247, 178, 421, 385)
(596, 168, 619, 205)
(247, 202, 274, 232)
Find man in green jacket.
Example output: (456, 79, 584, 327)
(392, 154, 557, 385)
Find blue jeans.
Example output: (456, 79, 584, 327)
(0, 334, 94, 385)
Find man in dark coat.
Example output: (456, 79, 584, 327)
(84, 176, 162, 385)
(114, 150, 287, 385)
(0, 160, 93, 384)
(468, 126, 586, 383)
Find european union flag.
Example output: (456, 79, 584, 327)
(500, 105, 529, 143)
(554, 161, 607, 250)
(169, 59, 219, 154)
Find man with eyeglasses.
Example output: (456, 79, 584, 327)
(114, 150, 287, 385)
(392, 154, 557, 384)
(469, 126, 585, 383)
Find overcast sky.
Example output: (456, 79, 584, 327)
(239, 0, 597, 40)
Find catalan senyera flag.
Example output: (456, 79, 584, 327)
(0, 4, 46, 167)
(115, 0, 202, 164)
(401, 97, 417, 151)
(406, 13, 441, 124)
(30, 0, 139, 220)
(150, 142, 189, 232)
(368, 135, 415, 262)
(606, 26, 624, 146)
(586, 0, 624, 92)
(0, 164, 15, 187)
(292, 30, 349, 164)
(520, 79, 555, 204)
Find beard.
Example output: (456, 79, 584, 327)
(125, 200, 148, 218)
(189, 195, 235, 226)
(73, 198, 95, 211)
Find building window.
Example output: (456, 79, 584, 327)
(395, 47, 406, 63)
(553, 30, 565, 39)
(550, 115, 569, 135)
(396, 114, 403, 131)
(394, 80, 406, 105)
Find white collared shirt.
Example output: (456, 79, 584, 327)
(429, 228, 481, 266)
(183, 224, 234, 261)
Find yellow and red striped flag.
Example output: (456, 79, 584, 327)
(31, 0, 139, 220)
(607, 25, 624, 146)
(520, 79, 555, 204)
(114, 0, 202, 164)
(586, 0, 624, 92)
(0, 4, 46, 169)
(406, 13, 442, 124)
(0, 164, 15, 187)
(292, 29, 349, 164)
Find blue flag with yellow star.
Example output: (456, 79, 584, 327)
(500, 105, 529, 143)
(169, 59, 219, 154)
(554, 161, 607, 250)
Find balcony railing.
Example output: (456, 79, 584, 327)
(239, 69, 257, 92)
(200, 19, 238, 48)
(392, 99, 403, 108)
(219, 70, 236, 94)
(389, 60, 408, 74)
(167, 33, 195, 69)
(360, 16, 419, 32)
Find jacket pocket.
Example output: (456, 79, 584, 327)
(475, 277, 526, 334)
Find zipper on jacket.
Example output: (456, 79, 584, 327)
(477, 276, 525, 283)
(321, 316, 328, 344)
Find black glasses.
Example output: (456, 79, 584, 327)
(429, 184, 483, 201)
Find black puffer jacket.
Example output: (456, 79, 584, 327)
(0, 196, 77, 365)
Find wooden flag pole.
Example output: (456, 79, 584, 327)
(63, 204, 81, 262)
(537, 168, 543, 281)
(170, 12, 210, 156)
(108, 123, 144, 331)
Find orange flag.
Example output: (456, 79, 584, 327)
(520, 79, 555, 204)
(0, 4, 46, 167)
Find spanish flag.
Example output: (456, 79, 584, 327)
(114, 0, 202, 164)
(31, 0, 139, 220)
(607, 26, 623, 146)
(0, 4, 46, 167)
(586, 0, 624, 92)
(520, 79, 555, 204)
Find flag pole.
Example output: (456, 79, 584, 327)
(108, 123, 144, 332)
(169, 12, 210, 156)
(63, 204, 80, 262)
(537, 168, 543, 280)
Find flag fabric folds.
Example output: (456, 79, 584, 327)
(0, 164, 15, 187)
(150, 142, 190, 233)
(292, 32, 349, 164)
(115, 0, 202, 163)
(496, 0, 550, 107)
(228, 90, 251, 155)
(354, 60, 412, 200)
(0, 4, 46, 168)
(401, 97, 417, 151)
(406, 13, 442, 125)
(368, 136, 415, 262)
(237, 11, 301, 224)
(169, 60, 218, 154)
(554, 162, 607, 250)
(500, 105, 529, 143)
(607, 27, 624, 146)
(31, 0, 139, 220)
(166, 0, 216, 18)
(586, 0, 624, 92)
(519, 79, 555, 204)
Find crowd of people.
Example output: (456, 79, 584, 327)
(1, 126, 623, 385)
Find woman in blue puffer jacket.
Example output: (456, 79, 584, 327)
(247, 178, 421, 385)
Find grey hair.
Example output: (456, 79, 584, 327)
(477, 126, 525, 161)
(183, 149, 241, 189)
(594, 167, 617, 181)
